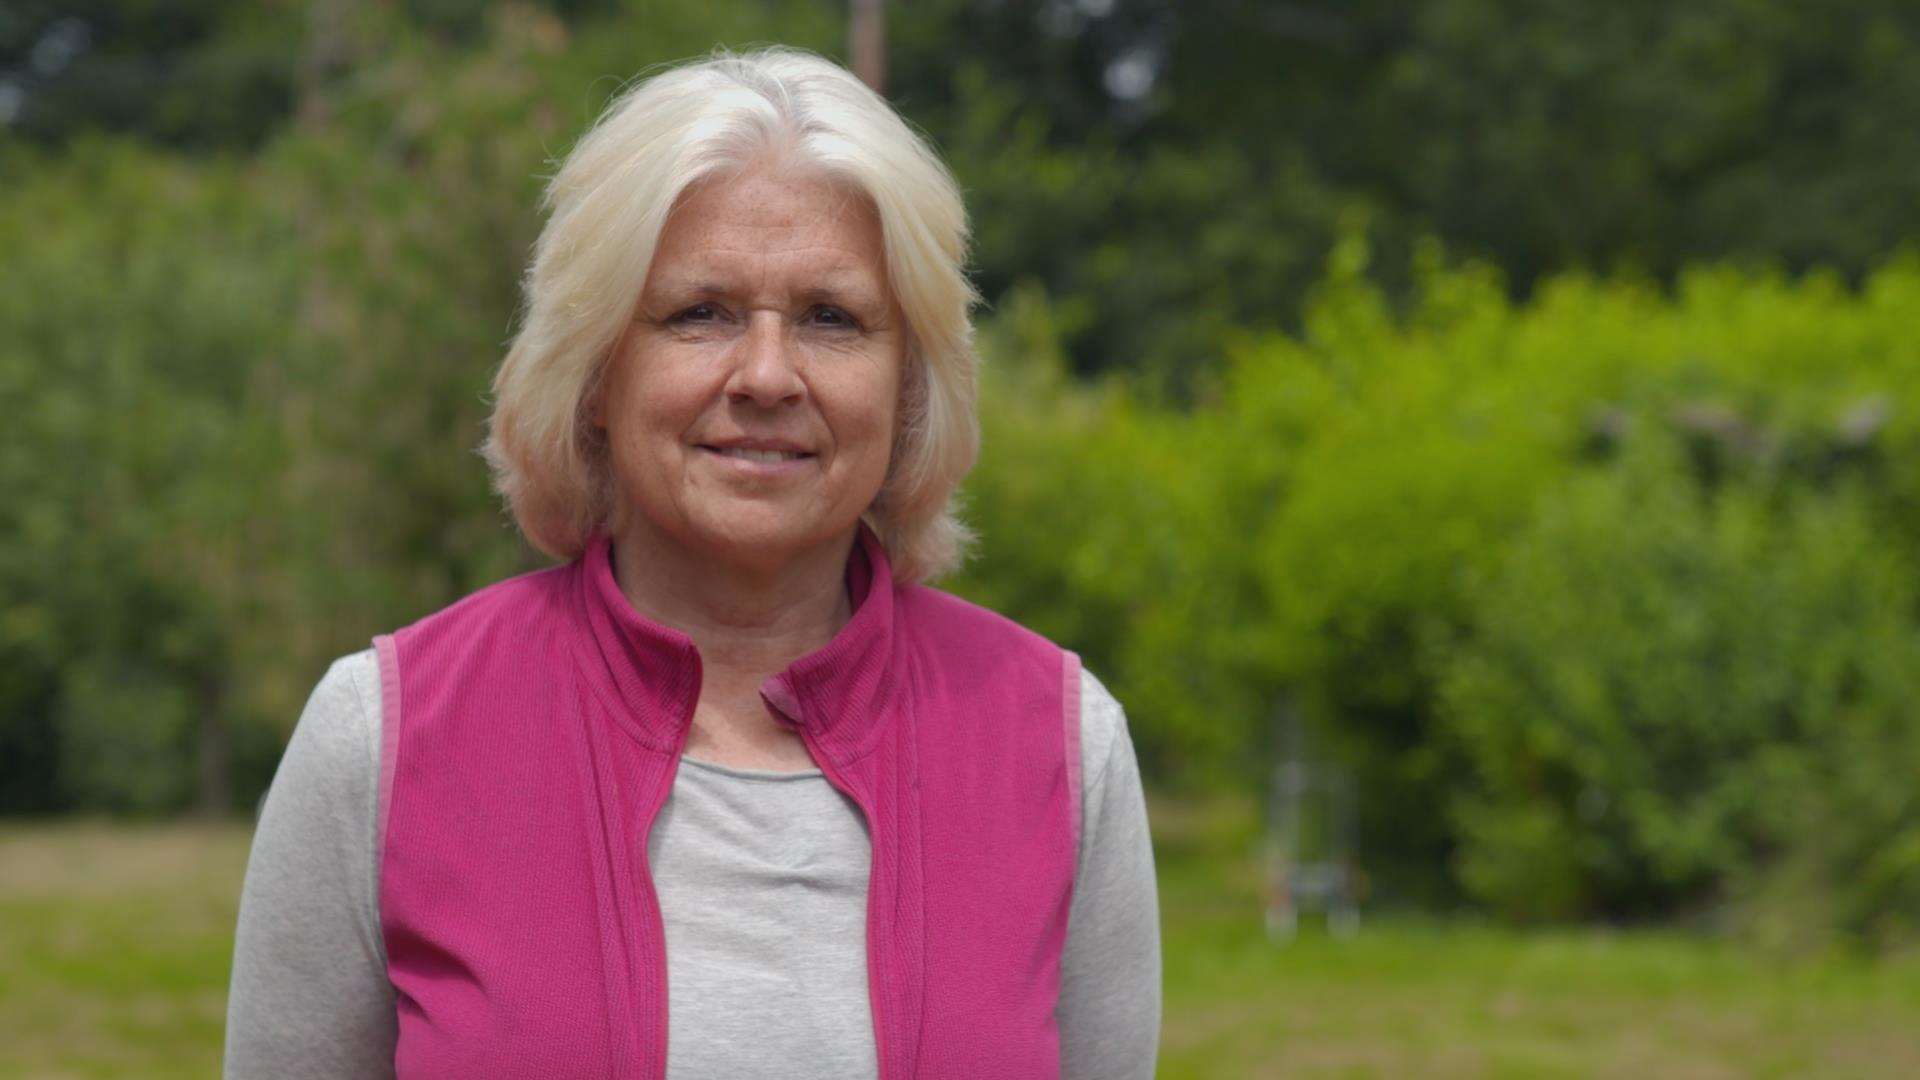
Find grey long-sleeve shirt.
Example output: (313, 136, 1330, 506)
(224, 648, 1162, 1078)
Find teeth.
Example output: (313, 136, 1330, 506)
(715, 447, 804, 462)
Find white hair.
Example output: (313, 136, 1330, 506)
(482, 45, 981, 583)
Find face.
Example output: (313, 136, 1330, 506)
(594, 164, 906, 575)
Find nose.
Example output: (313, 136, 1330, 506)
(725, 311, 805, 407)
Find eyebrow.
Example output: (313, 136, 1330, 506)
(798, 282, 886, 309)
(647, 274, 888, 311)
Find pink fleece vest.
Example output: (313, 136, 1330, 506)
(370, 521, 1082, 1078)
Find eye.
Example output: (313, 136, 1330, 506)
(670, 302, 722, 324)
(808, 304, 861, 330)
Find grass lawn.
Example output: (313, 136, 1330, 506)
(1151, 797, 1920, 1078)
(1, 820, 250, 1079)
(3, 807, 1918, 1078)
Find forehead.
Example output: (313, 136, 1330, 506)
(644, 166, 889, 291)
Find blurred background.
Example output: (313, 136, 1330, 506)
(4, 0, 1920, 1075)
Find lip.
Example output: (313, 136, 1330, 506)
(694, 442, 817, 477)
(700, 437, 814, 455)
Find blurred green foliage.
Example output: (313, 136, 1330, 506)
(1441, 441, 1920, 947)
(957, 245, 1920, 936)
(3, 1, 1919, 944)
(12, 1, 1920, 380)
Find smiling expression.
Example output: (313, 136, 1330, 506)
(594, 163, 906, 573)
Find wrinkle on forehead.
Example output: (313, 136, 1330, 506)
(643, 161, 895, 310)
(667, 156, 878, 238)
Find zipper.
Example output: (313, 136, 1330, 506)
(639, 751, 684, 1080)
(795, 724, 891, 1080)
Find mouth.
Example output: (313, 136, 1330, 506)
(695, 444, 817, 475)
(697, 444, 815, 463)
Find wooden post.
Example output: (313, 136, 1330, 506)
(850, 0, 886, 95)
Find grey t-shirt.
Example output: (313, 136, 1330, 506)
(224, 648, 1161, 1078)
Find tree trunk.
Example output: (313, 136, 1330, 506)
(195, 670, 232, 817)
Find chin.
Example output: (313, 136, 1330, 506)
(687, 512, 846, 564)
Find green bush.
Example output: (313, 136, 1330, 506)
(1437, 434, 1920, 942)
(953, 241, 1920, 925)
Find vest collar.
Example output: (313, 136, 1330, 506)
(575, 518, 903, 764)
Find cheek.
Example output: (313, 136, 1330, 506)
(608, 354, 713, 449)
(833, 365, 902, 462)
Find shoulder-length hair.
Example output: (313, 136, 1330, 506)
(481, 45, 981, 584)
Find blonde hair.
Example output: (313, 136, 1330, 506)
(482, 46, 981, 584)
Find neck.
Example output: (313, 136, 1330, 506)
(606, 521, 857, 675)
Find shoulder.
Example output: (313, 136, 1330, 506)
(1075, 665, 1130, 790)
(894, 582, 1061, 658)
(282, 648, 382, 794)
(331, 646, 381, 706)
(382, 561, 576, 653)
(251, 649, 384, 899)
(289, 648, 387, 862)
(260, 651, 384, 825)
(892, 585, 1074, 718)
(391, 561, 576, 633)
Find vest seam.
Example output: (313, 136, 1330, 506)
(370, 632, 405, 996)
(905, 640, 930, 1079)
(345, 650, 392, 974)
(1062, 649, 1084, 866)
(372, 634, 403, 868)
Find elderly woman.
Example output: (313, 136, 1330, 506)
(224, 47, 1159, 1079)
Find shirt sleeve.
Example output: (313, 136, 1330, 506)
(1057, 666, 1163, 1079)
(224, 648, 399, 1079)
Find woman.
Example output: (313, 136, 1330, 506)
(224, 46, 1160, 1079)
